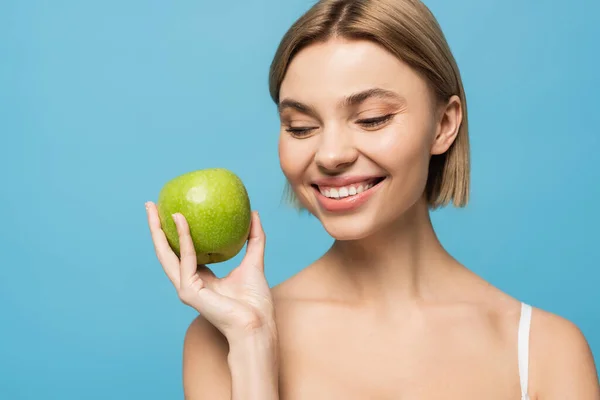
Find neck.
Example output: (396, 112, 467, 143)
(323, 197, 461, 307)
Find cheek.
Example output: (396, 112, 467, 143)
(367, 121, 433, 188)
(278, 135, 313, 183)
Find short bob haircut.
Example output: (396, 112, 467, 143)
(269, 0, 470, 210)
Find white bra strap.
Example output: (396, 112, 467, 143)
(518, 302, 533, 399)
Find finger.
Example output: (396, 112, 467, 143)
(243, 211, 266, 271)
(183, 279, 255, 337)
(196, 264, 218, 286)
(183, 277, 231, 321)
(146, 201, 180, 287)
(172, 212, 199, 287)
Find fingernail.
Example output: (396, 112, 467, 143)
(172, 213, 178, 224)
(145, 202, 150, 210)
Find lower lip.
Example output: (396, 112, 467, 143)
(313, 180, 384, 213)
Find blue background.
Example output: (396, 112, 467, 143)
(1, 0, 598, 398)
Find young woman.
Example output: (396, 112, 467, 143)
(145, 0, 599, 398)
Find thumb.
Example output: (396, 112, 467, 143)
(243, 211, 266, 271)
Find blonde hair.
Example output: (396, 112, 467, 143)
(269, 0, 470, 210)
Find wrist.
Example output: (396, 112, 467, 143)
(228, 326, 279, 363)
(228, 313, 278, 347)
(227, 329, 280, 400)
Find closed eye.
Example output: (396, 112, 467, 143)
(285, 126, 317, 138)
(357, 114, 395, 129)
(285, 113, 394, 137)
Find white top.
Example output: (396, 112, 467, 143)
(518, 302, 533, 400)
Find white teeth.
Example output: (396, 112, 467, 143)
(318, 180, 381, 199)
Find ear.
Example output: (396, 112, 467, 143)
(431, 95, 462, 155)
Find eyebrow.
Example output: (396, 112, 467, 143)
(277, 99, 317, 116)
(342, 87, 405, 108)
(278, 87, 405, 116)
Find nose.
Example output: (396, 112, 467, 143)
(314, 125, 358, 173)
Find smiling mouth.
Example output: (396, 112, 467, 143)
(311, 177, 386, 200)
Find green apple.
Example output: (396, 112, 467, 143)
(156, 168, 252, 264)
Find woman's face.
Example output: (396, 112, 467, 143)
(278, 38, 461, 240)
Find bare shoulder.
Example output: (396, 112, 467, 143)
(180, 265, 318, 400)
(530, 306, 599, 398)
(182, 314, 231, 400)
(271, 271, 311, 302)
(270, 262, 340, 321)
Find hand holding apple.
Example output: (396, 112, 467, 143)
(145, 169, 276, 341)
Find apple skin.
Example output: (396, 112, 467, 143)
(156, 168, 252, 265)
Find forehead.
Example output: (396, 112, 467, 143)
(279, 38, 429, 104)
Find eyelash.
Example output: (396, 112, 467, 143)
(285, 114, 395, 138)
(285, 127, 315, 137)
(357, 114, 395, 128)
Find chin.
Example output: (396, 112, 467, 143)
(294, 177, 426, 240)
(323, 224, 377, 241)
(307, 195, 424, 242)
(314, 210, 385, 241)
